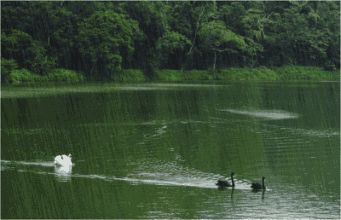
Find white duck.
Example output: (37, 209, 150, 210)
(54, 154, 73, 167)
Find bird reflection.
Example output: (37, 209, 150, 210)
(230, 188, 235, 199)
(54, 164, 72, 182)
(217, 185, 235, 200)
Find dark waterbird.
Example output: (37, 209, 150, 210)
(216, 172, 235, 188)
(251, 176, 266, 191)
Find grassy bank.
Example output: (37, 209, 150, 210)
(1, 65, 339, 84)
(218, 66, 339, 81)
(112, 66, 339, 83)
(2, 68, 85, 84)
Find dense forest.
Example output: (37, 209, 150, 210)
(1, 1, 340, 81)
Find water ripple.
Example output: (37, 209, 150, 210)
(1, 159, 253, 189)
(219, 109, 299, 120)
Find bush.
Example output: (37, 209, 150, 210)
(1, 58, 19, 83)
(2, 30, 55, 75)
(4, 68, 85, 84)
(47, 69, 85, 82)
(8, 69, 40, 84)
(155, 69, 212, 81)
(219, 67, 279, 81)
(112, 69, 146, 82)
(185, 70, 212, 80)
(275, 65, 338, 80)
(155, 69, 186, 81)
(323, 61, 336, 71)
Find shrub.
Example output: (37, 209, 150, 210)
(154, 69, 212, 81)
(275, 65, 338, 81)
(112, 69, 146, 82)
(155, 69, 186, 81)
(47, 69, 85, 82)
(184, 70, 212, 80)
(1, 58, 19, 83)
(219, 67, 279, 81)
(8, 69, 39, 84)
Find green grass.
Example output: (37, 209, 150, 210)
(155, 69, 186, 81)
(112, 69, 146, 82)
(46, 69, 85, 82)
(155, 69, 213, 81)
(219, 67, 279, 81)
(274, 65, 338, 80)
(1, 58, 19, 83)
(184, 70, 213, 80)
(6, 68, 84, 85)
(157, 66, 339, 82)
(217, 66, 339, 81)
(8, 69, 42, 84)
(2, 66, 339, 84)
(153, 66, 338, 82)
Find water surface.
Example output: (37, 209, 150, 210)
(1, 82, 339, 218)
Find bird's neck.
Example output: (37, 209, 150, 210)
(231, 175, 235, 187)
(262, 178, 265, 189)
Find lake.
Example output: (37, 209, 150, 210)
(1, 82, 340, 218)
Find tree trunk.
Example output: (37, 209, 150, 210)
(187, 6, 205, 56)
(213, 51, 217, 79)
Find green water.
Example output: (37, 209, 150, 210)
(1, 82, 340, 218)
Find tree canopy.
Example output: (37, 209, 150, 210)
(1, 1, 339, 79)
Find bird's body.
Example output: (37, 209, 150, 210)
(216, 179, 232, 187)
(54, 154, 72, 167)
(251, 176, 266, 191)
(216, 172, 235, 188)
(251, 182, 262, 189)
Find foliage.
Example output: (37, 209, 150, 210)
(156, 31, 191, 69)
(1, 1, 340, 83)
(155, 69, 212, 81)
(198, 21, 246, 71)
(1, 30, 55, 75)
(155, 69, 186, 81)
(275, 65, 338, 81)
(155, 66, 338, 82)
(8, 69, 40, 84)
(199, 21, 246, 53)
(77, 11, 139, 79)
(5, 68, 84, 84)
(1, 58, 18, 83)
(122, 2, 169, 77)
(47, 69, 85, 82)
(184, 70, 213, 80)
(112, 69, 146, 82)
(219, 67, 279, 81)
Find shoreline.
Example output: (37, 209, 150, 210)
(2, 66, 339, 85)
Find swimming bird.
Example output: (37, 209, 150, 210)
(216, 172, 235, 188)
(54, 154, 72, 167)
(251, 176, 266, 191)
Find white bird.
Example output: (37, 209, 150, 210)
(54, 154, 73, 167)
